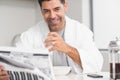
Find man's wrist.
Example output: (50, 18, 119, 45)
(65, 45, 76, 55)
(65, 45, 82, 67)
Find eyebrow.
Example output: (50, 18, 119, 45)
(42, 9, 49, 11)
(42, 6, 61, 11)
(54, 6, 60, 9)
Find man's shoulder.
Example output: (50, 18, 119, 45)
(66, 16, 89, 29)
(66, 16, 83, 27)
(65, 16, 93, 35)
(21, 20, 49, 38)
(65, 16, 80, 23)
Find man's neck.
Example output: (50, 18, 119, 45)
(50, 21, 66, 32)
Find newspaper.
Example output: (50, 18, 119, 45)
(0, 47, 55, 80)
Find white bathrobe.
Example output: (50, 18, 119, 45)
(15, 16, 103, 73)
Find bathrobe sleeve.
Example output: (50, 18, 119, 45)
(64, 17, 103, 73)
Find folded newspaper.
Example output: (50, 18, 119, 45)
(0, 47, 56, 80)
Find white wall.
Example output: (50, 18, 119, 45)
(93, 0, 120, 49)
(0, 0, 37, 46)
(0, 0, 87, 46)
(66, 0, 82, 23)
(81, 0, 91, 28)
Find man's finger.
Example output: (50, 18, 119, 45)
(45, 37, 57, 42)
(49, 46, 56, 52)
(0, 75, 10, 80)
(48, 32, 59, 37)
(45, 42, 53, 47)
(0, 66, 4, 70)
(0, 71, 8, 76)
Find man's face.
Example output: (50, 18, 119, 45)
(41, 0, 68, 32)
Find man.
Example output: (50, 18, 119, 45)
(0, 0, 103, 79)
(16, 0, 103, 73)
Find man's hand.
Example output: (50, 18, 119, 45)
(44, 32, 70, 53)
(0, 65, 10, 80)
(44, 32, 82, 67)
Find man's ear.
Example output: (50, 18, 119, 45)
(64, 2, 68, 13)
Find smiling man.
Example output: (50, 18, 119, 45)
(40, 0, 82, 67)
(15, 0, 103, 73)
(0, 0, 103, 79)
(41, 0, 67, 32)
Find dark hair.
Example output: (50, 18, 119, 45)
(38, 0, 65, 7)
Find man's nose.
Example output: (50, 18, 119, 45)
(49, 11, 56, 18)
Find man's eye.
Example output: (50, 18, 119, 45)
(43, 10, 49, 13)
(55, 8, 60, 11)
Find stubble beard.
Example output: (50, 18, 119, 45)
(47, 17, 65, 32)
